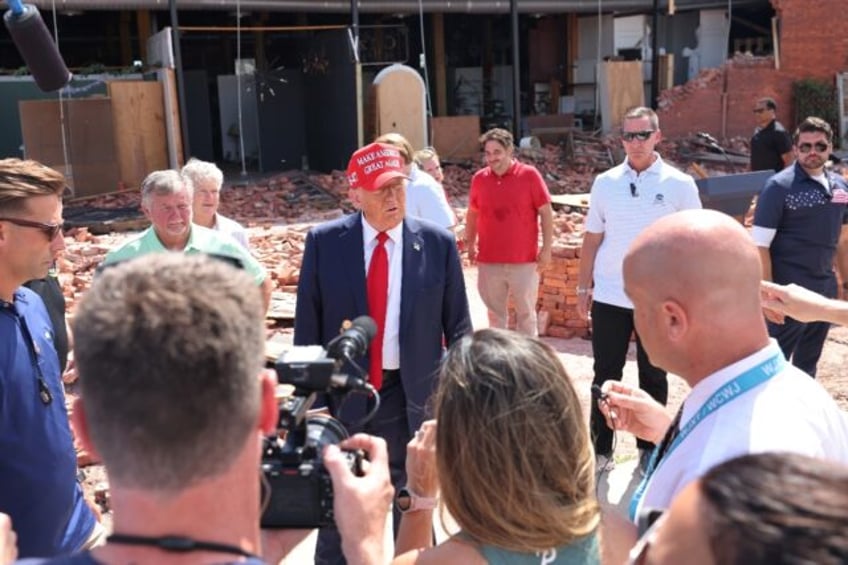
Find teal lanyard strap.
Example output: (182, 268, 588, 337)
(629, 352, 786, 520)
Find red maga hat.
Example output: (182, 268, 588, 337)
(346, 142, 409, 192)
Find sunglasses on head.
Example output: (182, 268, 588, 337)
(797, 141, 829, 154)
(0, 217, 64, 240)
(621, 130, 655, 142)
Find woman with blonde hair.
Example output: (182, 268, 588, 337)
(413, 147, 445, 185)
(393, 328, 629, 564)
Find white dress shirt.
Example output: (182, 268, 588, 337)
(362, 217, 403, 370)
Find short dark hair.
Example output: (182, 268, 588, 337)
(793, 116, 833, 144)
(758, 97, 777, 111)
(700, 452, 848, 564)
(479, 128, 514, 150)
(73, 254, 265, 492)
(0, 158, 66, 215)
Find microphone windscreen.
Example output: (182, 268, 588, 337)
(351, 315, 377, 340)
(4, 4, 71, 92)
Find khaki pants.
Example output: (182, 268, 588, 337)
(477, 262, 539, 336)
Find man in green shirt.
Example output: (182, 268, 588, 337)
(103, 169, 272, 312)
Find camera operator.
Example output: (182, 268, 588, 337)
(25, 253, 393, 565)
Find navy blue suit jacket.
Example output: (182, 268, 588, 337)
(294, 212, 472, 435)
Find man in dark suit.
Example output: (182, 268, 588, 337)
(295, 142, 472, 564)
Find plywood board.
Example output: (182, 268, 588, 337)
(158, 68, 184, 168)
(19, 98, 120, 197)
(598, 61, 644, 133)
(430, 116, 480, 161)
(373, 64, 427, 150)
(107, 80, 168, 189)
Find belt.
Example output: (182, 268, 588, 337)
(382, 369, 401, 388)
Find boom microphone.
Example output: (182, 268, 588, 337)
(3, 1, 71, 92)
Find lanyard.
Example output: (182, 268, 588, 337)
(628, 352, 786, 520)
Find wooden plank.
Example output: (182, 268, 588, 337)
(374, 66, 427, 151)
(19, 98, 121, 197)
(108, 81, 168, 189)
(550, 193, 591, 208)
(65, 98, 121, 197)
(430, 115, 480, 160)
(658, 54, 674, 91)
(158, 68, 184, 168)
(599, 61, 644, 133)
(432, 13, 447, 117)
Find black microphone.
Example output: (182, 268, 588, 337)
(326, 316, 377, 361)
(3, 2, 71, 92)
(696, 132, 720, 146)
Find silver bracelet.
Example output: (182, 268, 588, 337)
(577, 287, 590, 295)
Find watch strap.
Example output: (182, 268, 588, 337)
(397, 487, 438, 513)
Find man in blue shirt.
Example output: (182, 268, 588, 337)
(752, 117, 848, 377)
(0, 158, 97, 557)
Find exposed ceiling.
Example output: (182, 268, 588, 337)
(11, 0, 765, 15)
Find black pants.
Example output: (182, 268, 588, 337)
(768, 317, 830, 378)
(589, 301, 668, 454)
(314, 373, 410, 565)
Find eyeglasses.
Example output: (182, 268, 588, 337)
(621, 130, 655, 142)
(627, 512, 666, 565)
(797, 141, 829, 153)
(630, 183, 639, 197)
(752, 107, 769, 114)
(0, 217, 64, 240)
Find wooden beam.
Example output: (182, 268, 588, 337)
(120, 11, 132, 66)
(731, 15, 770, 36)
(433, 13, 447, 117)
(136, 10, 150, 62)
(565, 13, 578, 95)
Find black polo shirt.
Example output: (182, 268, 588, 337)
(750, 120, 792, 173)
(23, 275, 68, 372)
(753, 163, 848, 296)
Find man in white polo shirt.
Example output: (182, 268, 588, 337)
(576, 107, 702, 475)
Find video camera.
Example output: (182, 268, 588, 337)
(260, 316, 379, 529)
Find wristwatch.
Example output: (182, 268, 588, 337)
(395, 486, 438, 513)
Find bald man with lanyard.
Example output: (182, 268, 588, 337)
(595, 209, 848, 533)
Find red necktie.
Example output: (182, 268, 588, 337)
(367, 232, 389, 389)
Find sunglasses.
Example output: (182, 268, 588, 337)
(0, 217, 64, 240)
(797, 142, 829, 153)
(621, 130, 655, 142)
(752, 107, 769, 114)
(627, 512, 667, 565)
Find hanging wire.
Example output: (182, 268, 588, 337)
(50, 0, 72, 187)
(594, 0, 602, 128)
(417, 0, 434, 146)
(236, 0, 247, 176)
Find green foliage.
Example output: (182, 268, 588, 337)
(793, 79, 840, 147)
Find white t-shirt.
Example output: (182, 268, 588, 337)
(212, 213, 250, 250)
(585, 155, 702, 308)
(405, 165, 455, 229)
(637, 340, 848, 517)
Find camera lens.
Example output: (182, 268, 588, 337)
(305, 414, 349, 461)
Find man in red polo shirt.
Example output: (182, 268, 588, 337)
(465, 128, 553, 336)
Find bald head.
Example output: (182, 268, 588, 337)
(623, 210, 769, 381)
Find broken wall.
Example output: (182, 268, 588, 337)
(657, 0, 848, 140)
